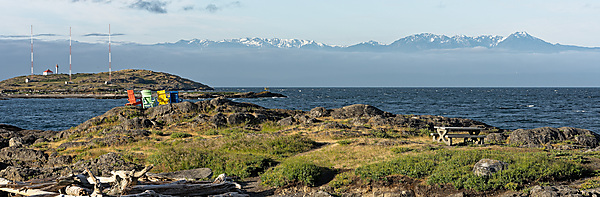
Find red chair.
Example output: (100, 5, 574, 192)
(125, 90, 142, 106)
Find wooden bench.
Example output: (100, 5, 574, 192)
(432, 126, 486, 146)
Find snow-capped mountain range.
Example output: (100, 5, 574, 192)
(161, 31, 598, 52)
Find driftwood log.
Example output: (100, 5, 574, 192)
(0, 166, 243, 197)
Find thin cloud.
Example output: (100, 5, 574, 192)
(182, 5, 194, 11)
(37, 33, 60, 37)
(84, 33, 126, 37)
(70, 0, 112, 3)
(1, 34, 59, 38)
(0, 35, 30, 38)
(205, 4, 219, 13)
(129, 0, 168, 13)
(186, 1, 241, 13)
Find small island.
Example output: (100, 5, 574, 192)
(0, 69, 286, 99)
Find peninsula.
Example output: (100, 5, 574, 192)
(0, 69, 286, 99)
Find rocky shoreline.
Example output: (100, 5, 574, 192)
(0, 91, 286, 99)
(1, 98, 600, 196)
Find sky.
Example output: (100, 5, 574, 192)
(1, 0, 600, 47)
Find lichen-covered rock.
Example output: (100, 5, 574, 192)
(309, 107, 329, 118)
(123, 117, 153, 130)
(278, 117, 295, 126)
(509, 127, 600, 148)
(0, 147, 47, 163)
(322, 122, 350, 129)
(8, 137, 23, 147)
(227, 113, 256, 125)
(209, 113, 228, 128)
(331, 104, 390, 119)
(473, 159, 508, 177)
(486, 133, 508, 144)
(528, 185, 581, 197)
(71, 152, 142, 177)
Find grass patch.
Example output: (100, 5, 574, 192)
(354, 149, 587, 191)
(170, 132, 192, 138)
(390, 147, 413, 154)
(147, 147, 274, 178)
(260, 158, 324, 187)
(261, 121, 284, 133)
(147, 134, 316, 177)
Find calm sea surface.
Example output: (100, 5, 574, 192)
(1, 88, 599, 133)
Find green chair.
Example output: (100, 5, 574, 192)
(141, 90, 156, 108)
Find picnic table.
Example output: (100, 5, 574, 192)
(431, 126, 486, 146)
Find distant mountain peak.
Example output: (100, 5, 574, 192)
(163, 31, 595, 52)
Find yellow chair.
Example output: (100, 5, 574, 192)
(157, 90, 170, 105)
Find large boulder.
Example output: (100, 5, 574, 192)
(473, 159, 508, 177)
(0, 147, 47, 162)
(486, 133, 508, 145)
(309, 107, 329, 118)
(227, 113, 256, 125)
(123, 117, 153, 130)
(209, 113, 228, 128)
(331, 104, 390, 119)
(528, 185, 581, 197)
(509, 127, 600, 148)
(277, 117, 295, 126)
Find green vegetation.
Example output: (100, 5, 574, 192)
(356, 149, 586, 191)
(170, 132, 192, 138)
(260, 159, 324, 187)
(147, 134, 316, 178)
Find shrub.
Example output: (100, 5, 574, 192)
(147, 147, 273, 178)
(390, 147, 412, 154)
(336, 139, 355, 145)
(329, 171, 355, 193)
(581, 177, 600, 189)
(355, 154, 437, 181)
(260, 159, 323, 187)
(224, 134, 317, 157)
(170, 132, 192, 138)
(151, 130, 164, 136)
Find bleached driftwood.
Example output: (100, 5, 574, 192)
(65, 185, 91, 196)
(0, 167, 244, 197)
(127, 181, 241, 196)
(108, 165, 153, 195)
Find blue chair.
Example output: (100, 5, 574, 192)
(169, 91, 183, 103)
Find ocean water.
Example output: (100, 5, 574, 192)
(1, 88, 599, 133)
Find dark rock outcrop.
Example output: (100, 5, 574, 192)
(486, 133, 508, 144)
(509, 127, 600, 148)
(210, 113, 228, 128)
(228, 113, 256, 125)
(72, 152, 142, 177)
(331, 104, 391, 119)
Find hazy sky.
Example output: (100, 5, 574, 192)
(1, 0, 600, 46)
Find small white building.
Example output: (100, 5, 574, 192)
(43, 69, 53, 75)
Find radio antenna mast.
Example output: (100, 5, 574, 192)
(30, 25, 34, 76)
(108, 24, 112, 82)
(69, 26, 72, 82)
